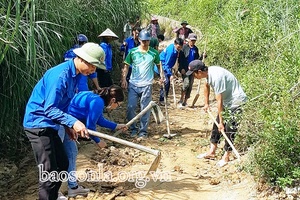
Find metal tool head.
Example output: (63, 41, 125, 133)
(151, 103, 165, 124)
(163, 133, 177, 139)
(146, 151, 162, 175)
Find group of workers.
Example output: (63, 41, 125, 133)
(23, 16, 247, 200)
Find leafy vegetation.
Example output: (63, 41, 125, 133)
(0, 0, 145, 160)
(149, 0, 300, 187)
(1, 0, 300, 189)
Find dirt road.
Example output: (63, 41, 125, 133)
(0, 79, 263, 200)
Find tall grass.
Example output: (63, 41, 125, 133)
(149, 0, 300, 187)
(0, 0, 146, 160)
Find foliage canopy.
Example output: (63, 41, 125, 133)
(149, 0, 300, 187)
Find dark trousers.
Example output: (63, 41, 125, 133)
(181, 74, 194, 99)
(25, 128, 69, 200)
(210, 107, 242, 151)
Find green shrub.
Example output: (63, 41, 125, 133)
(149, 0, 300, 187)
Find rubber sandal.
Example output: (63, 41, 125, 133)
(196, 153, 215, 160)
(216, 160, 228, 167)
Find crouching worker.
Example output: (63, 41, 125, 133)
(58, 85, 127, 198)
(186, 60, 247, 167)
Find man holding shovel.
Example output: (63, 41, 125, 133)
(158, 38, 184, 105)
(186, 60, 247, 167)
(177, 33, 206, 108)
(23, 43, 106, 200)
(121, 29, 160, 140)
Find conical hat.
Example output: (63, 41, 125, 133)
(98, 28, 119, 39)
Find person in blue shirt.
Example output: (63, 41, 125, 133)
(23, 42, 105, 200)
(121, 27, 141, 58)
(97, 28, 119, 87)
(58, 85, 127, 198)
(178, 33, 206, 107)
(158, 38, 184, 105)
(64, 34, 102, 92)
(120, 27, 141, 82)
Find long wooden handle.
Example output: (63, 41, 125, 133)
(172, 79, 176, 107)
(202, 36, 207, 63)
(88, 129, 160, 156)
(160, 62, 171, 136)
(196, 80, 201, 94)
(207, 110, 241, 160)
(113, 101, 156, 137)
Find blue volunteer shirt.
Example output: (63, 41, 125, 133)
(68, 91, 117, 143)
(100, 42, 113, 71)
(188, 46, 196, 64)
(159, 43, 179, 76)
(120, 37, 140, 70)
(23, 60, 80, 130)
(63, 45, 97, 92)
(77, 73, 97, 92)
(122, 36, 140, 58)
(63, 44, 80, 61)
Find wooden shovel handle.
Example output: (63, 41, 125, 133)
(113, 101, 156, 137)
(88, 129, 160, 156)
(207, 110, 241, 160)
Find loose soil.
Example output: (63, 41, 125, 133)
(0, 78, 283, 200)
(0, 34, 287, 200)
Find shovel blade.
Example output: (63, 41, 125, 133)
(147, 152, 161, 175)
(163, 133, 177, 139)
(191, 94, 200, 107)
(151, 104, 165, 124)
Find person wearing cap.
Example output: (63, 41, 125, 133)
(146, 17, 160, 38)
(64, 34, 101, 92)
(175, 20, 193, 41)
(158, 38, 184, 105)
(121, 29, 160, 140)
(97, 28, 119, 87)
(177, 33, 206, 107)
(186, 60, 247, 167)
(120, 27, 142, 82)
(58, 85, 127, 198)
(23, 42, 106, 200)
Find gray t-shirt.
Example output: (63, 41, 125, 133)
(207, 66, 247, 108)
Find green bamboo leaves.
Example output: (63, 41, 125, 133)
(0, 0, 145, 159)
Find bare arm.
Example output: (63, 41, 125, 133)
(92, 77, 101, 90)
(203, 82, 210, 110)
(215, 93, 225, 132)
(121, 64, 129, 89)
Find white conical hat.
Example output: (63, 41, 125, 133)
(98, 28, 119, 39)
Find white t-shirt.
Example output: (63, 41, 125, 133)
(123, 23, 131, 39)
(207, 66, 247, 108)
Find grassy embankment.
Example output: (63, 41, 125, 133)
(148, 0, 300, 188)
